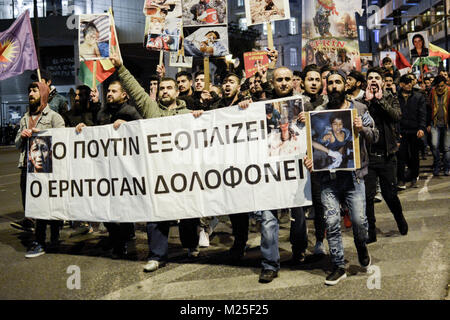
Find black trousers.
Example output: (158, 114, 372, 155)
(229, 212, 249, 251)
(20, 168, 27, 210)
(397, 133, 421, 182)
(35, 220, 62, 246)
(311, 173, 326, 242)
(365, 154, 404, 232)
(104, 222, 135, 252)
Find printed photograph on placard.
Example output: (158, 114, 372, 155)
(145, 17, 182, 52)
(169, 52, 193, 68)
(79, 14, 111, 61)
(245, 0, 290, 26)
(301, 0, 361, 71)
(379, 51, 396, 67)
(28, 136, 52, 173)
(266, 97, 304, 157)
(182, 0, 227, 26)
(408, 31, 429, 59)
(143, 0, 182, 18)
(360, 53, 372, 74)
(243, 51, 270, 78)
(183, 26, 228, 57)
(308, 109, 356, 171)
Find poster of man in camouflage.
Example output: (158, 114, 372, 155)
(301, 0, 361, 72)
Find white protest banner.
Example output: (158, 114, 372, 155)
(26, 99, 311, 222)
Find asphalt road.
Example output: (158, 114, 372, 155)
(0, 145, 448, 301)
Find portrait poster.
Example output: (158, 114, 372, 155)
(183, 26, 228, 57)
(243, 51, 270, 78)
(408, 31, 429, 59)
(262, 96, 305, 157)
(379, 51, 396, 67)
(169, 51, 193, 68)
(143, 0, 182, 19)
(360, 53, 372, 74)
(245, 0, 290, 26)
(28, 136, 53, 173)
(301, 0, 361, 71)
(306, 109, 360, 171)
(78, 14, 111, 61)
(182, 0, 227, 27)
(145, 17, 182, 52)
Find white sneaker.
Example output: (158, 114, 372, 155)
(143, 260, 165, 272)
(198, 228, 210, 248)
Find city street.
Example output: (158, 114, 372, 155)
(0, 145, 448, 300)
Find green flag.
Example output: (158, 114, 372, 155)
(412, 56, 441, 67)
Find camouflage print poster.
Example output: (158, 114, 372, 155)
(182, 0, 227, 27)
(301, 0, 361, 72)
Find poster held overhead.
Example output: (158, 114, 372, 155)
(301, 0, 361, 72)
(245, 0, 290, 26)
(79, 14, 111, 61)
(408, 31, 430, 59)
(183, 26, 228, 57)
(182, 0, 227, 26)
(243, 51, 270, 78)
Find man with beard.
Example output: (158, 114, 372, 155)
(362, 67, 407, 243)
(13, 82, 65, 257)
(345, 70, 366, 101)
(63, 85, 101, 128)
(303, 69, 378, 285)
(74, 81, 141, 259)
(31, 70, 68, 116)
(397, 74, 426, 189)
(110, 52, 204, 272)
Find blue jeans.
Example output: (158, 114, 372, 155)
(430, 125, 450, 172)
(321, 172, 368, 268)
(260, 207, 307, 271)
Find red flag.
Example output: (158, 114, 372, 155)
(391, 48, 411, 69)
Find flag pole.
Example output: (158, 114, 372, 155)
(92, 61, 97, 89)
(204, 56, 210, 91)
(267, 21, 276, 69)
(37, 68, 42, 82)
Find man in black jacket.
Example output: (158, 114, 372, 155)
(362, 68, 408, 243)
(63, 85, 101, 127)
(76, 80, 142, 259)
(397, 74, 426, 188)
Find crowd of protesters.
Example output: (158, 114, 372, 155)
(10, 50, 450, 286)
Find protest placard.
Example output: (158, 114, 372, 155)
(243, 51, 270, 78)
(301, 0, 361, 71)
(79, 14, 111, 61)
(245, 0, 290, 26)
(306, 109, 360, 172)
(182, 0, 227, 26)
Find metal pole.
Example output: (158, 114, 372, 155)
(11, 0, 14, 19)
(33, 0, 41, 68)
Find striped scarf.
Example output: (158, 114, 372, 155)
(430, 86, 449, 127)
